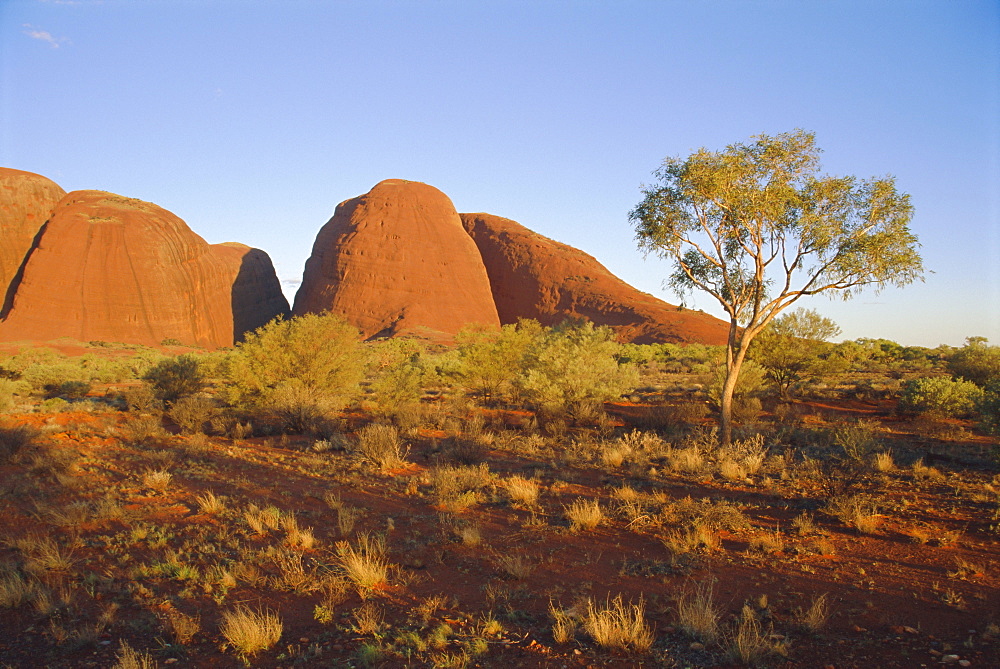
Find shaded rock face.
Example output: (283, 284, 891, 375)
(293, 179, 499, 339)
(0, 168, 67, 316)
(0, 190, 288, 348)
(212, 243, 290, 342)
(461, 213, 729, 345)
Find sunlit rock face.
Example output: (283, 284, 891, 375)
(0, 189, 288, 347)
(293, 179, 500, 339)
(0, 168, 67, 315)
(461, 212, 728, 345)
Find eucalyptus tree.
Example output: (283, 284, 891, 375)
(629, 130, 922, 444)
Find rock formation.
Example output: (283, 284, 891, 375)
(293, 179, 500, 339)
(211, 242, 290, 342)
(461, 213, 729, 345)
(0, 190, 288, 348)
(0, 168, 66, 316)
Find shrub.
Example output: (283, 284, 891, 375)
(143, 355, 204, 404)
(830, 419, 881, 462)
(899, 376, 984, 418)
(168, 395, 217, 434)
(355, 423, 409, 470)
(456, 320, 543, 405)
(0, 425, 37, 463)
(979, 381, 1000, 437)
(223, 313, 366, 433)
(948, 337, 1000, 387)
(45, 380, 91, 399)
(517, 320, 638, 417)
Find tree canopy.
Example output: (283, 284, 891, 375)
(630, 130, 923, 443)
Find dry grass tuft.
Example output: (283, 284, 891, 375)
(796, 592, 830, 631)
(676, 579, 720, 643)
(564, 498, 603, 532)
(583, 595, 654, 652)
(355, 423, 409, 470)
(504, 475, 540, 506)
(336, 533, 390, 595)
(112, 640, 156, 669)
(220, 605, 283, 660)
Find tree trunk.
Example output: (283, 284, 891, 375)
(719, 319, 741, 447)
(720, 319, 755, 447)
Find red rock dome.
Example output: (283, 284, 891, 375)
(461, 212, 728, 345)
(293, 179, 499, 339)
(0, 190, 288, 347)
(0, 168, 66, 316)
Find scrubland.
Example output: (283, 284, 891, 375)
(0, 318, 998, 668)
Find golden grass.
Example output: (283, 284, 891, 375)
(564, 498, 603, 532)
(220, 605, 283, 660)
(583, 595, 653, 652)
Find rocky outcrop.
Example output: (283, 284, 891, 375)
(293, 179, 499, 339)
(211, 242, 290, 342)
(0, 190, 288, 348)
(461, 213, 729, 345)
(0, 168, 66, 316)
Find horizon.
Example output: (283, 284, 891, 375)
(2, 0, 997, 348)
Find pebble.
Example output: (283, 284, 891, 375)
(164, 660, 178, 665)
(299, 637, 309, 643)
(959, 661, 971, 667)
(942, 655, 960, 664)
(689, 642, 705, 651)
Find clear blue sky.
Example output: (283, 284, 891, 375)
(2, 0, 997, 348)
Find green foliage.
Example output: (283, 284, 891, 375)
(948, 337, 1000, 387)
(830, 419, 881, 462)
(977, 381, 1000, 436)
(222, 313, 366, 433)
(708, 360, 765, 408)
(143, 355, 204, 404)
(630, 129, 923, 444)
(516, 320, 638, 417)
(750, 308, 840, 398)
(456, 320, 543, 404)
(899, 376, 984, 418)
(367, 338, 433, 421)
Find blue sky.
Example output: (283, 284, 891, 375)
(2, 0, 997, 348)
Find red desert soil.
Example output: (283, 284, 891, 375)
(0, 190, 287, 348)
(462, 212, 729, 345)
(293, 179, 500, 339)
(0, 396, 998, 668)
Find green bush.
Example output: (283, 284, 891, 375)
(516, 320, 638, 418)
(899, 376, 984, 418)
(977, 381, 1000, 436)
(143, 355, 204, 404)
(948, 337, 1000, 387)
(222, 313, 366, 433)
(456, 320, 543, 405)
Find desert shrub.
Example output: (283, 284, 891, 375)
(456, 320, 543, 405)
(899, 376, 984, 418)
(123, 385, 160, 413)
(143, 355, 204, 404)
(517, 320, 638, 417)
(0, 425, 38, 463)
(948, 337, 1000, 387)
(830, 419, 881, 462)
(223, 313, 366, 433)
(354, 423, 409, 470)
(750, 308, 841, 398)
(367, 339, 431, 422)
(43, 379, 92, 399)
(978, 380, 1000, 437)
(0, 378, 25, 412)
(169, 395, 217, 434)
